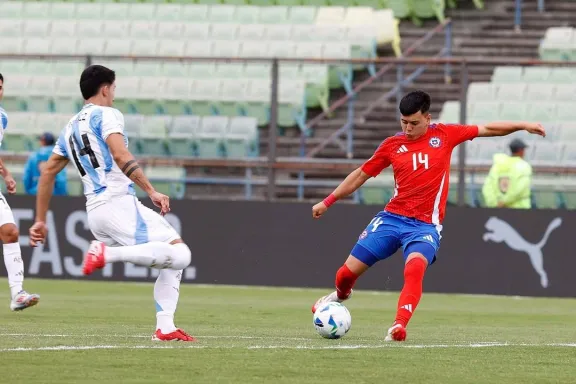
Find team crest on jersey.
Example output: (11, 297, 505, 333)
(429, 137, 441, 148)
(359, 230, 368, 240)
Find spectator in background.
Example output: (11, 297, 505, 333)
(23, 132, 68, 196)
(482, 138, 532, 209)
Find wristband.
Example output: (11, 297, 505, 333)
(323, 193, 337, 208)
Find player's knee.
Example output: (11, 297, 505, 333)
(171, 243, 191, 270)
(0, 224, 19, 243)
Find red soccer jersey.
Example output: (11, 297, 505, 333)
(361, 123, 479, 225)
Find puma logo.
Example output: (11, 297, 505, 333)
(482, 217, 562, 288)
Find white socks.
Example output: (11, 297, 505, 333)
(3, 242, 23, 298)
(104, 242, 191, 270)
(154, 269, 182, 333)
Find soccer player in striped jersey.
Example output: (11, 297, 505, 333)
(28, 66, 195, 342)
(310, 91, 545, 341)
(0, 73, 41, 311)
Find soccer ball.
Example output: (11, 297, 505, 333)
(313, 302, 352, 339)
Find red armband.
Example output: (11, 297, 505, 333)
(323, 193, 337, 208)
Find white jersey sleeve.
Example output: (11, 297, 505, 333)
(53, 130, 69, 158)
(101, 108, 125, 140)
(0, 107, 8, 148)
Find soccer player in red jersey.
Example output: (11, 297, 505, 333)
(310, 91, 546, 341)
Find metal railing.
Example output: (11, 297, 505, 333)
(515, 0, 546, 31)
(1, 53, 575, 205)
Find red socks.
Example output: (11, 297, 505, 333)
(335, 264, 357, 300)
(395, 257, 427, 328)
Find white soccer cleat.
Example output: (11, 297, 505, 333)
(311, 290, 352, 313)
(10, 290, 40, 311)
(384, 323, 407, 342)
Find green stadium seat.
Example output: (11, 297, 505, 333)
(530, 142, 564, 166)
(24, 38, 51, 55)
(209, 5, 237, 22)
(267, 24, 293, 40)
(439, 101, 460, 122)
(100, 4, 129, 20)
(0, 20, 23, 39)
(522, 67, 551, 83)
(315, 6, 345, 24)
(495, 83, 526, 102)
(548, 67, 576, 83)
(524, 84, 555, 102)
(2, 113, 36, 152)
(386, 0, 412, 19)
(412, 0, 445, 23)
(131, 61, 161, 77)
(467, 82, 495, 102)
(168, 116, 200, 157)
(554, 85, 576, 100)
(155, 4, 183, 22)
(50, 21, 76, 38)
(498, 101, 527, 121)
(113, 76, 141, 114)
(75, 3, 104, 19)
(212, 40, 241, 56)
(491, 66, 523, 83)
(145, 166, 186, 199)
(2, 2, 24, 18)
(235, 6, 261, 23)
(244, 80, 270, 126)
(243, 63, 271, 78)
(558, 123, 576, 141)
(139, 116, 169, 156)
(131, 39, 158, 56)
(190, 79, 221, 116)
(27, 60, 54, 76)
(239, 40, 268, 58)
(278, 80, 307, 128)
(556, 102, 574, 121)
(184, 40, 212, 57)
(128, 4, 156, 20)
(469, 102, 500, 123)
(198, 116, 228, 158)
(156, 22, 183, 40)
(0, 38, 23, 56)
(218, 80, 249, 116)
(526, 102, 557, 122)
(28, 76, 56, 113)
(258, 6, 289, 23)
(181, 5, 210, 22)
(98, 60, 134, 77)
(238, 24, 266, 40)
(225, 116, 259, 158)
(539, 40, 571, 61)
(76, 38, 105, 56)
(532, 188, 561, 209)
(23, 20, 51, 38)
(287, 6, 317, 24)
(189, 63, 216, 79)
(216, 63, 245, 78)
(130, 21, 157, 40)
(300, 64, 329, 110)
(23, 3, 51, 19)
(356, 0, 383, 7)
(211, 23, 240, 40)
(51, 38, 79, 55)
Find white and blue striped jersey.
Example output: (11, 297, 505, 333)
(53, 103, 135, 211)
(0, 106, 8, 147)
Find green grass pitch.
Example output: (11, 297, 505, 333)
(1, 278, 576, 383)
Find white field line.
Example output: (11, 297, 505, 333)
(2, 343, 576, 353)
(0, 333, 313, 341)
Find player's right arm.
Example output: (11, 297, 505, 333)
(30, 153, 69, 246)
(312, 140, 391, 218)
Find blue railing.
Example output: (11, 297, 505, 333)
(515, 0, 546, 31)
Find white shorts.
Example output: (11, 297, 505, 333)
(0, 194, 16, 227)
(87, 194, 180, 247)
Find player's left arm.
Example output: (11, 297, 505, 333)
(0, 157, 16, 194)
(477, 122, 546, 138)
(29, 153, 69, 246)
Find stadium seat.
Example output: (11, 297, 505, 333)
(140, 116, 169, 156)
(524, 83, 555, 102)
(168, 115, 201, 157)
(522, 67, 551, 83)
(526, 102, 557, 123)
(225, 116, 259, 157)
(145, 166, 186, 199)
(467, 82, 494, 102)
(495, 83, 526, 102)
(198, 116, 228, 158)
(491, 66, 523, 83)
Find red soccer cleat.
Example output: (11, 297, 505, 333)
(82, 241, 106, 276)
(385, 323, 407, 342)
(152, 329, 197, 342)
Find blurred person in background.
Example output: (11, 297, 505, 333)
(482, 138, 532, 209)
(23, 132, 68, 196)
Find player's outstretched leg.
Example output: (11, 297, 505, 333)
(1, 223, 40, 311)
(312, 256, 369, 313)
(82, 240, 191, 275)
(152, 269, 195, 342)
(385, 253, 428, 342)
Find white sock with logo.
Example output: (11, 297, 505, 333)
(154, 269, 182, 333)
(3, 243, 24, 298)
(104, 243, 191, 270)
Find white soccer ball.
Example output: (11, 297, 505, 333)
(313, 302, 352, 339)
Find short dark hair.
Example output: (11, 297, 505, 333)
(79, 65, 115, 100)
(0, 73, 4, 83)
(399, 91, 431, 116)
